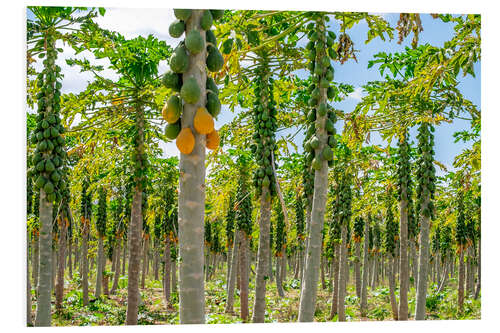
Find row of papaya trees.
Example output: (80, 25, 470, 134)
(26, 7, 480, 325)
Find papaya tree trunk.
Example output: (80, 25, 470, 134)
(301, 202, 312, 285)
(55, 216, 67, 309)
(141, 236, 149, 289)
(110, 238, 121, 295)
(27, 230, 33, 326)
(458, 248, 465, 312)
(474, 238, 481, 300)
(276, 256, 285, 298)
(415, 196, 431, 320)
(225, 232, 239, 313)
(360, 218, 369, 316)
(239, 230, 249, 321)
(389, 255, 398, 320)
(154, 242, 159, 281)
(226, 245, 232, 294)
(122, 238, 126, 274)
(177, 10, 207, 324)
(32, 235, 39, 291)
(398, 183, 409, 320)
(95, 236, 104, 298)
(337, 224, 348, 322)
(35, 190, 53, 327)
(410, 238, 418, 287)
(252, 186, 271, 322)
(67, 238, 73, 279)
(329, 243, 340, 318)
(81, 219, 89, 306)
(354, 241, 361, 299)
(164, 238, 171, 306)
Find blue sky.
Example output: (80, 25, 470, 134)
(27, 9, 480, 173)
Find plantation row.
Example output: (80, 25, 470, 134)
(26, 7, 481, 326)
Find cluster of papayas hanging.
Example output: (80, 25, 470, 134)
(28, 33, 67, 203)
(416, 122, 436, 219)
(162, 9, 225, 155)
(302, 16, 338, 207)
(250, 67, 278, 197)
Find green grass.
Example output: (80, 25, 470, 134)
(29, 263, 480, 326)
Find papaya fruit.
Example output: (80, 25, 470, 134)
(170, 45, 189, 73)
(47, 193, 56, 202)
(320, 77, 329, 89)
(43, 181, 54, 194)
(50, 170, 61, 183)
(312, 158, 322, 171)
(165, 121, 181, 140)
(328, 135, 336, 148)
(210, 9, 224, 20)
(326, 119, 335, 133)
(176, 127, 195, 155)
(262, 175, 270, 187)
(325, 68, 334, 81)
(174, 9, 192, 21)
(45, 159, 55, 172)
(169, 20, 185, 38)
(162, 70, 182, 91)
(36, 160, 45, 172)
(327, 86, 335, 99)
(318, 102, 327, 116)
(310, 136, 320, 150)
(206, 129, 220, 150)
(163, 95, 182, 124)
(206, 30, 216, 46)
(328, 48, 337, 60)
(200, 10, 213, 30)
(206, 45, 224, 72)
(322, 147, 333, 161)
(185, 30, 205, 54)
(50, 127, 59, 138)
(206, 77, 219, 94)
(193, 107, 214, 134)
(43, 128, 51, 139)
(206, 91, 221, 117)
(222, 38, 233, 55)
(180, 77, 201, 104)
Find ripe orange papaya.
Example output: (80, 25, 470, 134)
(176, 127, 195, 154)
(193, 106, 214, 134)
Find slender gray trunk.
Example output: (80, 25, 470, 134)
(474, 238, 481, 299)
(32, 235, 39, 290)
(125, 188, 143, 325)
(458, 249, 465, 312)
(141, 236, 149, 289)
(415, 196, 431, 320)
(27, 230, 33, 326)
(154, 243, 159, 281)
(388, 255, 398, 320)
(56, 216, 67, 309)
(68, 238, 73, 279)
(95, 236, 104, 298)
(410, 239, 418, 287)
(320, 254, 327, 290)
(276, 256, 285, 297)
(337, 224, 348, 322)
(81, 220, 89, 306)
(225, 232, 239, 313)
(329, 243, 340, 318)
(164, 238, 171, 305)
(122, 238, 126, 274)
(398, 185, 409, 320)
(239, 231, 249, 321)
(360, 218, 369, 316)
(110, 239, 121, 294)
(35, 190, 53, 327)
(226, 245, 232, 294)
(252, 187, 271, 322)
(354, 241, 361, 299)
(172, 253, 178, 293)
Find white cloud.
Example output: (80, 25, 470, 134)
(94, 8, 178, 45)
(347, 86, 366, 101)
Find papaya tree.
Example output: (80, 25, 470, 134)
(27, 6, 102, 326)
(163, 9, 226, 323)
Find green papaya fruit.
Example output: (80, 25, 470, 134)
(222, 38, 233, 55)
(50, 170, 61, 183)
(162, 70, 182, 91)
(200, 10, 213, 30)
(164, 122, 181, 140)
(320, 77, 329, 89)
(47, 193, 56, 202)
(206, 77, 219, 94)
(169, 20, 185, 38)
(310, 137, 320, 150)
(43, 181, 54, 194)
(322, 146, 333, 161)
(36, 160, 45, 172)
(185, 30, 205, 54)
(42, 120, 49, 129)
(328, 135, 336, 148)
(206, 45, 224, 72)
(262, 176, 270, 187)
(318, 103, 327, 116)
(327, 86, 335, 99)
(170, 45, 189, 73)
(35, 175, 47, 189)
(210, 9, 224, 20)
(312, 158, 322, 171)
(50, 127, 59, 138)
(43, 128, 51, 139)
(173, 9, 192, 21)
(45, 159, 55, 172)
(206, 30, 216, 46)
(180, 77, 201, 104)
(206, 91, 221, 117)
